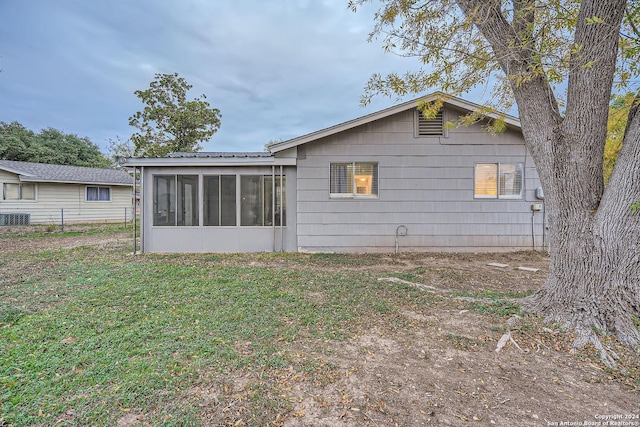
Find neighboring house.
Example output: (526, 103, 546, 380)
(124, 93, 545, 253)
(0, 160, 134, 225)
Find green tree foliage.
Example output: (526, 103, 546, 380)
(0, 122, 33, 161)
(0, 122, 110, 168)
(350, 0, 640, 117)
(129, 73, 221, 157)
(604, 93, 635, 183)
(106, 136, 135, 168)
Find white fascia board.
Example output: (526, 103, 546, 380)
(122, 157, 296, 167)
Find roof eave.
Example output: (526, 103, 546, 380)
(0, 166, 35, 177)
(18, 177, 133, 186)
(122, 156, 296, 167)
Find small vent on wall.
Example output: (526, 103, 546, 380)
(0, 213, 31, 226)
(416, 110, 444, 136)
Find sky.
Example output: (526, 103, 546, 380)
(0, 0, 428, 154)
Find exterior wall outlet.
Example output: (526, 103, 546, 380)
(531, 203, 543, 211)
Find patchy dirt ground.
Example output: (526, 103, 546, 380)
(197, 252, 639, 427)
(0, 224, 132, 255)
(2, 231, 639, 427)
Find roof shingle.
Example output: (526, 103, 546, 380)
(0, 160, 133, 185)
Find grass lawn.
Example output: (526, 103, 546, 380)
(0, 241, 428, 425)
(1, 234, 638, 426)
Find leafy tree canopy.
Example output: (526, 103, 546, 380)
(129, 73, 221, 157)
(105, 136, 135, 169)
(350, 0, 640, 135)
(0, 121, 110, 168)
(604, 93, 634, 183)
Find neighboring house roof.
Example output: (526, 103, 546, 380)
(268, 92, 522, 153)
(0, 160, 133, 186)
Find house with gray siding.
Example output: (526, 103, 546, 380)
(125, 93, 545, 253)
(0, 160, 134, 225)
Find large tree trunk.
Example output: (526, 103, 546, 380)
(456, 0, 640, 364)
(524, 101, 640, 364)
(521, 0, 640, 362)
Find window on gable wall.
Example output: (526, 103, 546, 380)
(330, 162, 378, 198)
(474, 163, 524, 199)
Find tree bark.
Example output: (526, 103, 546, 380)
(526, 95, 640, 364)
(456, 0, 640, 364)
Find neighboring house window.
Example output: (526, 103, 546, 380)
(3, 183, 36, 200)
(240, 175, 286, 226)
(86, 186, 111, 202)
(330, 162, 378, 198)
(415, 109, 444, 137)
(153, 175, 199, 226)
(203, 175, 237, 226)
(474, 163, 524, 199)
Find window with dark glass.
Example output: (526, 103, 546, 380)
(204, 175, 236, 226)
(240, 175, 286, 226)
(177, 175, 199, 226)
(86, 186, 111, 201)
(153, 175, 199, 226)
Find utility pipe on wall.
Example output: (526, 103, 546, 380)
(395, 225, 408, 254)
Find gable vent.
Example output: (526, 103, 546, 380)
(416, 110, 444, 136)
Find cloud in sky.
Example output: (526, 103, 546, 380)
(0, 0, 424, 153)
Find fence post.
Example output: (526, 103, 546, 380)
(61, 208, 64, 232)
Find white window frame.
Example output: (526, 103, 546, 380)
(329, 162, 379, 199)
(474, 163, 524, 199)
(86, 186, 111, 202)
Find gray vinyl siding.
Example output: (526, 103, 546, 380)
(0, 170, 132, 224)
(296, 108, 543, 252)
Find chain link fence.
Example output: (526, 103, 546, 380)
(0, 206, 135, 230)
